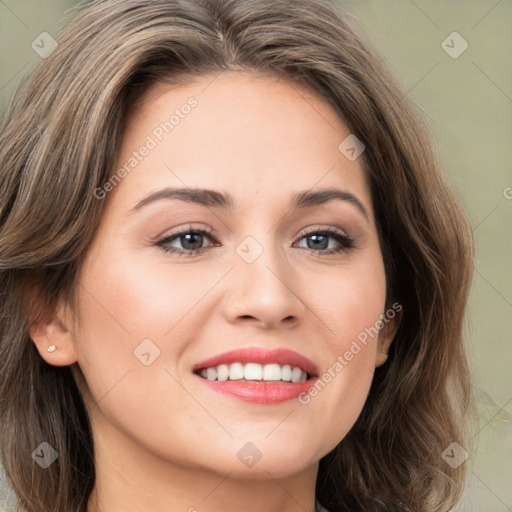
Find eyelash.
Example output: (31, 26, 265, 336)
(156, 226, 356, 257)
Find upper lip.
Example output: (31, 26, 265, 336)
(192, 347, 319, 377)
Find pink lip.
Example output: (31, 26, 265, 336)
(192, 347, 319, 376)
(195, 377, 318, 404)
(193, 348, 320, 404)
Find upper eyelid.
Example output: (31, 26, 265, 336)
(295, 225, 350, 239)
(158, 225, 350, 240)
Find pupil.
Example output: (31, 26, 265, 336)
(308, 234, 327, 250)
(182, 233, 202, 250)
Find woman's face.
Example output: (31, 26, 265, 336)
(58, 72, 398, 478)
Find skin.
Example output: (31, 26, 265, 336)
(31, 72, 400, 512)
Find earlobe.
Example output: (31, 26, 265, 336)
(375, 308, 403, 368)
(29, 312, 78, 367)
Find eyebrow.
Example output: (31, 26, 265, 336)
(131, 186, 369, 221)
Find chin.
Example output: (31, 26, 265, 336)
(198, 439, 320, 478)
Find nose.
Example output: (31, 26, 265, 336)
(221, 236, 306, 329)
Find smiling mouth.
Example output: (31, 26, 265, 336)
(194, 361, 313, 383)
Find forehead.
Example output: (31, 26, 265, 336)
(108, 71, 372, 218)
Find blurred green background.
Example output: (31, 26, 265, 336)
(1, 1, 511, 510)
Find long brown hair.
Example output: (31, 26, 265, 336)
(0, 1, 475, 510)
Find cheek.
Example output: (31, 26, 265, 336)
(332, 259, 387, 361)
(77, 246, 203, 337)
(296, 252, 387, 446)
(311, 254, 387, 356)
(71, 248, 192, 401)
(335, 270, 386, 353)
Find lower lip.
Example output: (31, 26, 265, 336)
(195, 375, 318, 404)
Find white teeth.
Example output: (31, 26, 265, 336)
(216, 364, 229, 382)
(262, 363, 282, 381)
(244, 362, 262, 380)
(229, 362, 244, 380)
(281, 364, 292, 381)
(198, 362, 309, 383)
(291, 366, 303, 383)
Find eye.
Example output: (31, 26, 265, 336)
(294, 227, 355, 255)
(156, 225, 355, 257)
(156, 227, 219, 256)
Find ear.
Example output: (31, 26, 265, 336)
(28, 301, 78, 367)
(375, 306, 403, 368)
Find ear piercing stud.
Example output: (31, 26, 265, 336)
(47, 345, 57, 353)
(382, 350, 388, 355)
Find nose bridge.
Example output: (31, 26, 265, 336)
(225, 230, 304, 326)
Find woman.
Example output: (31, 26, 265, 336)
(0, 0, 475, 511)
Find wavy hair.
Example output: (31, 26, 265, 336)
(0, 0, 475, 510)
